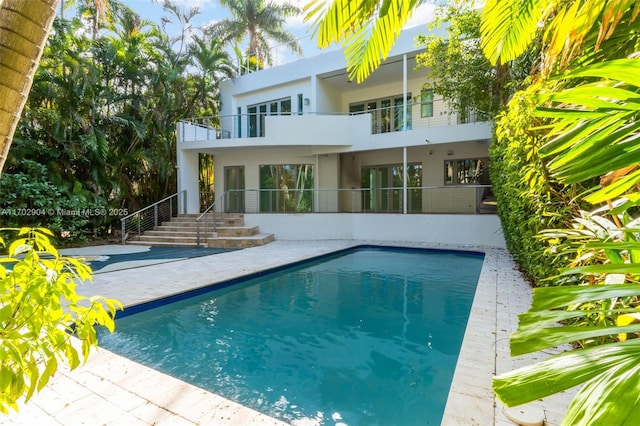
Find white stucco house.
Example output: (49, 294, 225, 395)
(175, 25, 504, 247)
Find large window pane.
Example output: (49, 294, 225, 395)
(393, 96, 412, 131)
(281, 99, 291, 115)
(361, 163, 422, 212)
(259, 104, 267, 137)
(248, 106, 257, 137)
(421, 88, 434, 118)
(259, 164, 314, 212)
(444, 158, 490, 185)
(349, 94, 411, 134)
(380, 99, 391, 133)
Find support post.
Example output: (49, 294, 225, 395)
(403, 146, 407, 214)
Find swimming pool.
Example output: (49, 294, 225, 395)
(98, 246, 484, 425)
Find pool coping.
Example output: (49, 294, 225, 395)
(1, 240, 574, 425)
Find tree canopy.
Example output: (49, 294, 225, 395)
(0, 1, 233, 244)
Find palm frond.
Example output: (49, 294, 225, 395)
(305, 0, 423, 83)
(480, 0, 548, 65)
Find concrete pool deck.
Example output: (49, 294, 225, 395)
(1, 240, 575, 425)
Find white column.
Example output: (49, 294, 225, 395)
(403, 54, 407, 131)
(403, 146, 407, 214)
(315, 154, 319, 212)
(176, 148, 200, 214)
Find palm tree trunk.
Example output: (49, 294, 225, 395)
(0, 0, 60, 175)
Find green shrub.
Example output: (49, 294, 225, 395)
(0, 161, 110, 245)
(489, 88, 586, 286)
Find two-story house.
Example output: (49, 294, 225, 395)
(174, 25, 504, 247)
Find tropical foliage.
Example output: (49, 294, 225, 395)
(488, 87, 587, 285)
(208, 0, 302, 69)
(482, 0, 640, 423)
(304, 0, 425, 83)
(1, 1, 232, 245)
(414, 3, 533, 121)
(0, 227, 122, 413)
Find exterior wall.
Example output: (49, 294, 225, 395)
(209, 141, 490, 215)
(337, 73, 449, 125)
(178, 25, 492, 214)
(317, 154, 340, 212)
(213, 147, 322, 195)
(316, 77, 341, 112)
(266, 114, 370, 145)
(244, 213, 506, 248)
(212, 141, 488, 194)
(341, 142, 488, 185)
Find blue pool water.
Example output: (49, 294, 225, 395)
(99, 247, 484, 425)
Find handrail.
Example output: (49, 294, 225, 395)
(196, 191, 227, 246)
(120, 190, 186, 244)
(178, 100, 491, 142)
(196, 186, 495, 215)
(120, 192, 184, 222)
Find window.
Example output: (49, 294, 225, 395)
(248, 106, 257, 137)
(393, 96, 411, 131)
(445, 158, 489, 185)
(349, 94, 411, 134)
(297, 93, 303, 115)
(247, 97, 291, 137)
(361, 163, 422, 212)
(421, 88, 434, 118)
(259, 164, 314, 212)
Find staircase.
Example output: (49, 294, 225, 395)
(126, 213, 274, 248)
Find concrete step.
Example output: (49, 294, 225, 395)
(145, 229, 218, 238)
(159, 221, 242, 228)
(124, 211, 274, 248)
(126, 240, 202, 247)
(207, 233, 275, 249)
(215, 226, 259, 237)
(174, 213, 244, 221)
(162, 217, 244, 227)
(134, 235, 203, 244)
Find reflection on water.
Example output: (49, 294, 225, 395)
(99, 248, 483, 425)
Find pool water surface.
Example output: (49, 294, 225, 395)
(99, 246, 484, 425)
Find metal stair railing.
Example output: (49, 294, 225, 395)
(120, 191, 186, 244)
(197, 191, 228, 247)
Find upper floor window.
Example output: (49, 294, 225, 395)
(445, 158, 489, 185)
(420, 88, 434, 118)
(248, 97, 291, 137)
(349, 94, 412, 134)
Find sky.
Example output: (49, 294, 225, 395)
(118, 0, 437, 66)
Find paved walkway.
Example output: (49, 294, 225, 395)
(1, 240, 574, 425)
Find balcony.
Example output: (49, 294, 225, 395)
(178, 101, 490, 144)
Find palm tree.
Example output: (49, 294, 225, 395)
(188, 35, 234, 116)
(208, 0, 302, 68)
(0, 0, 61, 175)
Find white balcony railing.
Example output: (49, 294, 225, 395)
(178, 102, 489, 143)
